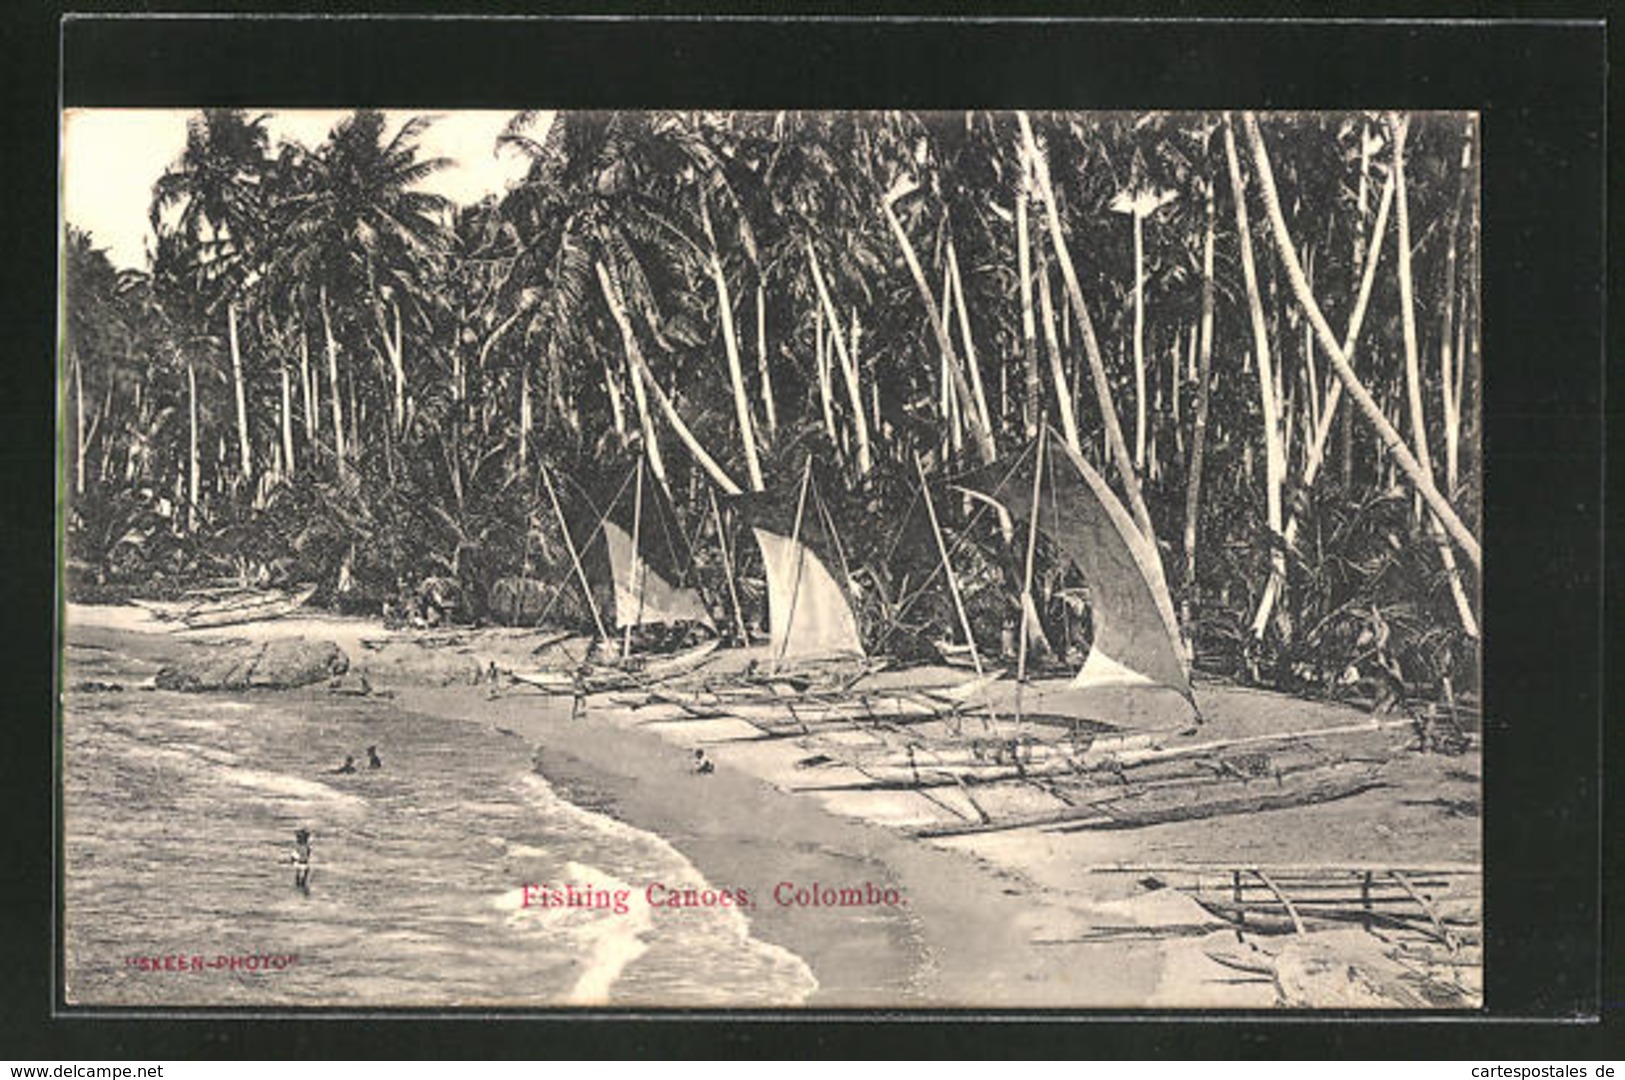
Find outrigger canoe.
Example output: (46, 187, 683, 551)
(508, 638, 721, 695)
(149, 585, 319, 629)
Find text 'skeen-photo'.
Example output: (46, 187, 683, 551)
(59, 109, 1482, 1010)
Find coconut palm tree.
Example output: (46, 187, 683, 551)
(274, 111, 454, 480)
(150, 109, 274, 494)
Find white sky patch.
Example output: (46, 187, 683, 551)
(61, 108, 550, 270)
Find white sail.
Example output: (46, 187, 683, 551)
(752, 526, 865, 662)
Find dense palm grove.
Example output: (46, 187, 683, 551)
(62, 109, 1481, 705)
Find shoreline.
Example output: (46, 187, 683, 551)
(62, 604, 1481, 1009)
(397, 682, 1162, 1007)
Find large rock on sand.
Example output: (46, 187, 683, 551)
(156, 638, 350, 692)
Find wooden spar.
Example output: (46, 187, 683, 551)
(623, 455, 645, 660)
(1252, 868, 1307, 936)
(915, 764, 1383, 839)
(1016, 426, 1046, 718)
(1102, 715, 1417, 767)
(1091, 861, 1480, 877)
(710, 488, 749, 644)
(1390, 869, 1457, 949)
(542, 464, 610, 643)
(915, 451, 983, 679)
(773, 457, 816, 673)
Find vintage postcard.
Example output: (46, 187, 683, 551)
(60, 104, 1483, 1010)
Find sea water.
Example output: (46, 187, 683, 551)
(61, 642, 817, 1008)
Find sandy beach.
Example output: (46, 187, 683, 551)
(62, 604, 1481, 1010)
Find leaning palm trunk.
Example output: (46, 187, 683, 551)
(1250, 153, 1393, 635)
(1242, 112, 1482, 569)
(1441, 119, 1474, 497)
(1391, 114, 1480, 639)
(701, 198, 765, 491)
(1224, 118, 1289, 642)
(595, 261, 670, 491)
(947, 234, 996, 442)
(597, 260, 741, 496)
(1034, 243, 1083, 457)
(877, 196, 997, 466)
(806, 240, 874, 475)
(226, 301, 253, 489)
(1017, 111, 1155, 542)
(1181, 181, 1217, 637)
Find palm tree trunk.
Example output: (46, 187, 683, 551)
(319, 285, 347, 477)
(1224, 118, 1289, 642)
(939, 260, 962, 459)
(298, 325, 317, 450)
(1249, 143, 1393, 635)
(1017, 156, 1041, 438)
(226, 301, 253, 488)
(518, 362, 531, 472)
(756, 283, 777, 436)
(186, 356, 199, 533)
(1242, 112, 1481, 569)
(73, 349, 86, 496)
(1441, 119, 1473, 497)
(1034, 243, 1082, 457)
(806, 240, 874, 475)
(701, 203, 764, 492)
(1391, 114, 1479, 639)
(595, 261, 671, 491)
(877, 200, 997, 466)
(1181, 181, 1217, 637)
(1132, 208, 1147, 471)
(1017, 111, 1154, 541)
(814, 306, 839, 449)
(280, 360, 296, 481)
(947, 234, 995, 442)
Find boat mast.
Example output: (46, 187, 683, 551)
(710, 487, 749, 644)
(914, 450, 984, 679)
(772, 456, 815, 673)
(623, 455, 645, 660)
(1016, 426, 1047, 722)
(542, 464, 610, 644)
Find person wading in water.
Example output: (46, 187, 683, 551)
(290, 829, 313, 893)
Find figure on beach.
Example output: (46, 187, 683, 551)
(367, 745, 382, 769)
(333, 755, 357, 775)
(693, 748, 715, 775)
(290, 829, 312, 893)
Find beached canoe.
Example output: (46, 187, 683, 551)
(509, 638, 721, 694)
(177, 585, 318, 629)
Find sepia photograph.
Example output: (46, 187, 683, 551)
(59, 105, 1485, 1011)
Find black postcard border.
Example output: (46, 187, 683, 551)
(7, 5, 1613, 1059)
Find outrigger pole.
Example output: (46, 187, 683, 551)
(541, 463, 610, 644)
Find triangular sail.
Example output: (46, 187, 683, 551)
(752, 526, 865, 663)
(603, 520, 714, 631)
(992, 436, 1193, 704)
